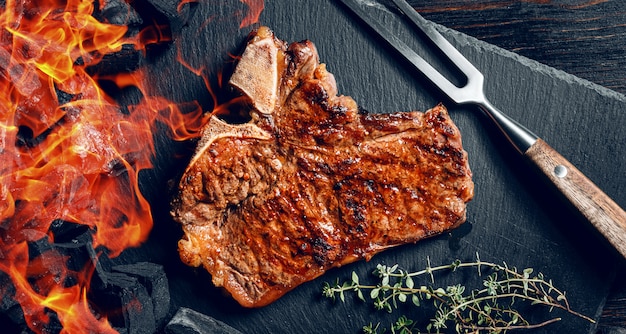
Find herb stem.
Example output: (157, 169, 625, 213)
(322, 254, 594, 333)
(462, 317, 562, 331)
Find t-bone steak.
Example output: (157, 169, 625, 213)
(170, 26, 474, 307)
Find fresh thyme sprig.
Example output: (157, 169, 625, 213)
(322, 253, 594, 333)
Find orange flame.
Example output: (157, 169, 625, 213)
(0, 0, 214, 332)
(0, 0, 266, 331)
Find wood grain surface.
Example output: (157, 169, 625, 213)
(411, 0, 626, 93)
(525, 139, 626, 258)
(407, 1, 626, 332)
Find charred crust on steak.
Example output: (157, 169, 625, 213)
(170, 26, 474, 308)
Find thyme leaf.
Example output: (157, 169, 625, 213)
(322, 252, 594, 333)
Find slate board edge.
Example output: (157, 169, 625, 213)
(436, 21, 626, 103)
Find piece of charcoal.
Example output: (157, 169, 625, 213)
(50, 230, 96, 274)
(112, 262, 170, 327)
(26, 237, 81, 293)
(85, 44, 143, 76)
(0, 307, 29, 334)
(77, 0, 144, 77)
(90, 272, 156, 334)
(0, 307, 26, 333)
(0, 272, 17, 311)
(0, 271, 26, 330)
(88, 245, 114, 289)
(97, 0, 143, 27)
(41, 310, 63, 334)
(27, 235, 54, 259)
(165, 307, 243, 334)
(40, 230, 109, 289)
(48, 220, 90, 244)
(140, 0, 197, 35)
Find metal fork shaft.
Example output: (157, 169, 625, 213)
(479, 100, 538, 153)
(392, 0, 539, 153)
(390, 0, 539, 152)
(339, 0, 538, 152)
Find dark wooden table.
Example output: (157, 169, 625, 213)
(408, 1, 626, 332)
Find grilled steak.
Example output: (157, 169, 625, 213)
(170, 27, 474, 307)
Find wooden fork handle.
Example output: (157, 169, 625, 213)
(525, 138, 626, 259)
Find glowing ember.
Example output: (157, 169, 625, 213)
(0, 0, 251, 332)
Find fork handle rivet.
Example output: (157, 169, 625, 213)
(554, 165, 568, 178)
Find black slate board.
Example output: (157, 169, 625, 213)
(128, 0, 626, 333)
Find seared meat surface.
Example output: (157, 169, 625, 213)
(170, 27, 474, 307)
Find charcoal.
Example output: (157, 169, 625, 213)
(91, 272, 156, 334)
(31, 230, 110, 290)
(48, 220, 90, 244)
(0, 272, 17, 310)
(27, 235, 54, 259)
(24, 238, 73, 294)
(0, 271, 25, 330)
(165, 307, 242, 334)
(88, 246, 115, 290)
(112, 262, 170, 326)
(51, 230, 96, 274)
(141, 0, 198, 34)
(83, 0, 145, 77)
(96, 0, 143, 27)
(85, 44, 142, 76)
(25, 232, 97, 290)
(15, 125, 45, 148)
(54, 89, 77, 106)
(0, 308, 29, 334)
(41, 310, 63, 334)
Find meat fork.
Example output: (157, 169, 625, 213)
(338, 0, 626, 258)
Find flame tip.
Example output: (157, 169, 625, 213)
(2, 0, 266, 331)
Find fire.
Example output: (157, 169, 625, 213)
(0, 0, 268, 332)
(239, 0, 264, 28)
(0, 0, 165, 330)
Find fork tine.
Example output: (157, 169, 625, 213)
(389, 0, 484, 87)
(338, 0, 459, 100)
(339, 0, 538, 152)
(339, 0, 485, 104)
